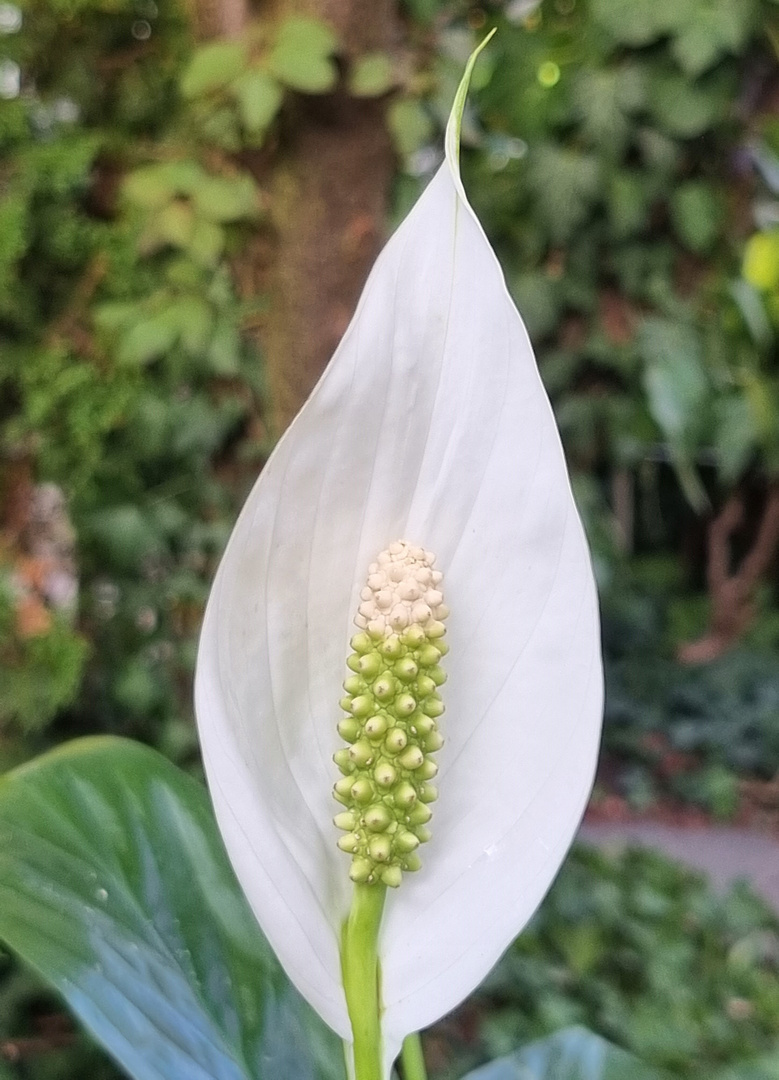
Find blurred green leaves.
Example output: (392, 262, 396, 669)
(457, 0, 778, 517)
(177, 15, 341, 150)
(671, 184, 722, 254)
(123, 163, 258, 269)
(349, 53, 395, 97)
(0, 577, 87, 734)
(649, 69, 734, 138)
(591, 0, 760, 72)
(233, 70, 284, 135)
(0, 738, 344, 1080)
(525, 146, 601, 244)
(463, 844, 779, 1079)
(388, 98, 434, 158)
(639, 318, 710, 508)
(462, 1027, 666, 1080)
(3, 4, 779, 1078)
(267, 17, 338, 93)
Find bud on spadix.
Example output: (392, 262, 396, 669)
(332, 540, 447, 887)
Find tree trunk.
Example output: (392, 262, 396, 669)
(261, 0, 399, 436)
(185, 0, 249, 40)
(187, 0, 400, 437)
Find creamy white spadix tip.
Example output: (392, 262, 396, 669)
(194, 37, 603, 1080)
(334, 541, 447, 889)
(355, 541, 448, 637)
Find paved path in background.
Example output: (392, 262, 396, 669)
(578, 821, 779, 913)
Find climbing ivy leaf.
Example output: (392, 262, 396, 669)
(233, 69, 283, 135)
(349, 53, 394, 97)
(181, 41, 248, 99)
(268, 18, 338, 94)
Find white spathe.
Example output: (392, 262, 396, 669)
(195, 46, 603, 1080)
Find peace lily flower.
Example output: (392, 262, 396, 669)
(195, 38, 603, 1080)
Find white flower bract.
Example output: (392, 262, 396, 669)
(195, 47, 603, 1080)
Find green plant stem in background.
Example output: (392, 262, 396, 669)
(341, 882, 387, 1080)
(400, 1032, 427, 1080)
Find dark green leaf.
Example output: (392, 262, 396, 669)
(639, 317, 710, 509)
(650, 71, 730, 138)
(713, 393, 757, 482)
(525, 145, 601, 244)
(671, 0, 758, 75)
(671, 21, 725, 76)
(399, 0, 444, 22)
(198, 105, 243, 153)
(714, 1054, 779, 1080)
(590, 0, 681, 47)
(0, 192, 29, 276)
(731, 279, 772, 347)
(639, 318, 709, 445)
(0, 738, 344, 1080)
(117, 310, 181, 366)
(572, 69, 638, 155)
(607, 171, 649, 238)
(670, 183, 721, 253)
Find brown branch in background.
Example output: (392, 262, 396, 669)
(611, 467, 634, 553)
(45, 253, 108, 359)
(261, 91, 393, 436)
(95, 41, 153, 74)
(0, 452, 34, 542)
(678, 482, 779, 664)
(0, 1014, 76, 1062)
(1, 1033, 76, 1062)
(184, 0, 249, 40)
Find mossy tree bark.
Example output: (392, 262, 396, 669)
(259, 0, 399, 436)
(187, 0, 399, 437)
(186, 0, 249, 40)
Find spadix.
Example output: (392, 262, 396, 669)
(332, 540, 447, 890)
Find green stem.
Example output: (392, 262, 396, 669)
(341, 882, 387, 1080)
(400, 1033, 428, 1080)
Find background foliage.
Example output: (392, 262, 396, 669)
(2, 0, 779, 1076)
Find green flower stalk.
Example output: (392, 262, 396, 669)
(333, 541, 447, 889)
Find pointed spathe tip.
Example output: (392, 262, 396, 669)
(444, 28, 497, 175)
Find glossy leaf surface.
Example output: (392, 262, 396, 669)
(0, 737, 343, 1080)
